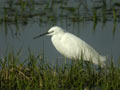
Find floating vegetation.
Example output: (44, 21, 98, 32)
(0, 0, 119, 36)
(93, 9, 97, 31)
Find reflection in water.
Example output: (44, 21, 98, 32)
(0, 0, 120, 34)
(0, 0, 120, 65)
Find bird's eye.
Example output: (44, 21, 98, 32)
(49, 31, 54, 33)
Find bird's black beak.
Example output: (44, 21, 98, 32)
(33, 32, 49, 39)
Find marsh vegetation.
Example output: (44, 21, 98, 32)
(0, 0, 120, 89)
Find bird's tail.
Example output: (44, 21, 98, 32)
(99, 56, 106, 68)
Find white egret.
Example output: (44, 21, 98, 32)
(33, 26, 106, 67)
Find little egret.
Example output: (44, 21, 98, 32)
(33, 26, 106, 67)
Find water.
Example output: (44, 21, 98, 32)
(0, 0, 120, 65)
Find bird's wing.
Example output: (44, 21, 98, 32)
(61, 33, 102, 61)
(61, 33, 85, 59)
(60, 32, 106, 66)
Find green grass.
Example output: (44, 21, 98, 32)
(0, 51, 120, 90)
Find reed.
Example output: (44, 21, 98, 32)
(0, 51, 120, 90)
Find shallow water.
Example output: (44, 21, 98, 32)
(0, 0, 120, 65)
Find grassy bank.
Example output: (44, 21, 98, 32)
(0, 52, 120, 90)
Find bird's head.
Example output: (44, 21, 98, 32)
(47, 26, 65, 36)
(33, 26, 65, 39)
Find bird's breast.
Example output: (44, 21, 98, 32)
(51, 34, 81, 59)
(51, 35, 66, 54)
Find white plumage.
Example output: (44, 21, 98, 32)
(33, 26, 106, 67)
